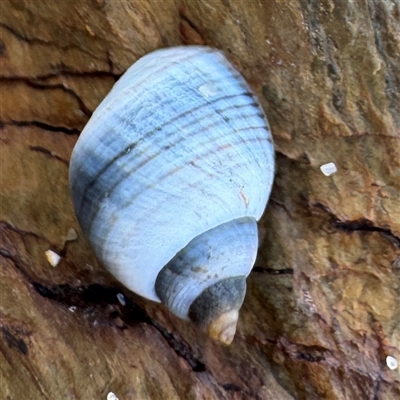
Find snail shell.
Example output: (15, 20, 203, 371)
(69, 46, 275, 344)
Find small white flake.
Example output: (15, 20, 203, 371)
(117, 293, 126, 306)
(320, 162, 337, 176)
(45, 250, 61, 267)
(302, 290, 317, 314)
(69, 306, 76, 313)
(107, 392, 119, 400)
(66, 228, 78, 242)
(386, 356, 398, 370)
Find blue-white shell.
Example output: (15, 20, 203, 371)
(69, 46, 274, 304)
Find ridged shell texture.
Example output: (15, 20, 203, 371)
(69, 46, 275, 302)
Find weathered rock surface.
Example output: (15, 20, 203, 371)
(0, 0, 399, 399)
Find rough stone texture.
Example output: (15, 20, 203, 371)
(0, 0, 399, 399)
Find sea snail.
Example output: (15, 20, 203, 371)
(69, 46, 275, 345)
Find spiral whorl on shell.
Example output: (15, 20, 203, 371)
(69, 46, 275, 344)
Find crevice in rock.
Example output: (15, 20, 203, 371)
(29, 145, 69, 165)
(1, 326, 29, 355)
(281, 338, 332, 361)
(0, 22, 111, 64)
(295, 351, 324, 362)
(0, 76, 93, 117)
(0, 39, 6, 56)
(105, 50, 117, 75)
(221, 383, 242, 392)
(31, 281, 207, 373)
(0, 248, 24, 273)
(0, 220, 43, 240)
(270, 199, 293, 217)
(26, 80, 92, 117)
(312, 202, 400, 248)
(2, 69, 121, 81)
(334, 219, 400, 247)
(1, 120, 81, 135)
(372, 375, 382, 400)
(179, 13, 200, 35)
(253, 335, 333, 365)
(1, 250, 205, 373)
(0, 22, 56, 46)
(151, 320, 206, 372)
(253, 266, 294, 275)
(178, 10, 206, 45)
(1, 221, 207, 373)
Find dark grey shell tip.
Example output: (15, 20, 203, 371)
(188, 276, 246, 344)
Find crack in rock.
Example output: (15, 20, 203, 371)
(1, 326, 29, 355)
(1, 120, 81, 135)
(31, 282, 206, 373)
(252, 266, 294, 275)
(334, 219, 400, 247)
(151, 319, 206, 372)
(312, 202, 400, 248)
(0, 77, 93, 117)
(0, 22, 108, 63)
(26, 80, 92, 117)
(295, 352, 324, 362)
(29, 145, 69, 165)
(278, 338, 333, 366)
(1, 221, 206, 373)
(1, 69, 121, 81)
(178, 10, 206, 45)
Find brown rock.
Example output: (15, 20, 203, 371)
(0, 0, 399, 399)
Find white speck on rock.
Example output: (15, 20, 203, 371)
(302, 290, 317, 314)
(386, 356, 398, 370)
(66, 228, 78, 242)
(320, 162, 337, 176)
(107, 392, 119, 400)
(45, 250, 61, 267)
(117, 293, 126, 306)
(69, 306, 76, 313)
